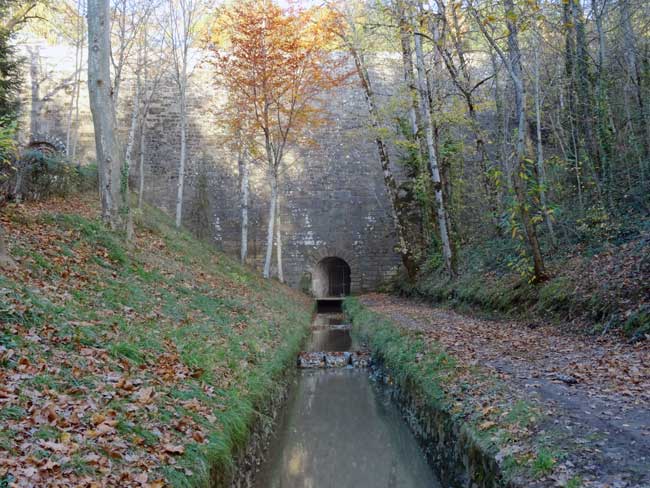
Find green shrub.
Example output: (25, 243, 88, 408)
(622, 306, 650, 339)
(14, 151, 78, 200)
(77, 163, 98, 193)
(537, 277, 574, 314)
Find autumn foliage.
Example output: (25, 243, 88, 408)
(208, 0, 350, 161)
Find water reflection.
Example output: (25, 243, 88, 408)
(255, 369, 440, 488)
(308, 328, 352, 352)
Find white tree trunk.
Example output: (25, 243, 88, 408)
(533, 44, 556, 245)
(29, 46, 41, 139)
(138, 26, 148, 209)
(413, 26, 454, 275)
(138, 120, 146, 209)
(124, 74, 140, 178)
(175, 89, 187, 228)
(66, 0, 83, 157)
(87, 0, 123, 228)
(0, 224, 16, 269)
(263, 171, 277, 279)
(346, 39, 417, 278)
(71, 38, 83, 160)
(239, 151, 249, 263)
(276, 192, 283, 283)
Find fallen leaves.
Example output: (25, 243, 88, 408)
(479, 420, 496, 430)
(162, 443, 185, 455)
(361, 293, 650, 486)
(0, 197, 311, 486)
(134, 386, 156, 404)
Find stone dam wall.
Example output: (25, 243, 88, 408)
(17, 41, 404, 293)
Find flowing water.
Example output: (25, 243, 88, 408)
(254, 313, 441, 488)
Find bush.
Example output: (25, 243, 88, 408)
(0, 117, 17, 201)
(77, 162, 99, 193)
(13, 150, 79, 200)
(622, 306, 650, 340)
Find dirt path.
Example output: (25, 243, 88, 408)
(360, 293, 650, 488)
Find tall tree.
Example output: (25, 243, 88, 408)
(167, 0, 202, 228)
(87, 0, 129, 231)
(211, 0, 349, 279)
(620, 0, 650, 162)
(331, 0, 419, 279)
(471, 0, 547, 282)
(412, 2, 455, 275)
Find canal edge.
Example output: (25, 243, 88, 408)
(344, 297, 525, 488)
(213, 304, 314, 488)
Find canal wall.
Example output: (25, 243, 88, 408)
(345, 298, 524, 488)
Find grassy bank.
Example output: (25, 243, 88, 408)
(398, 233, 650, 340)
(344, 297, 580, 488)
(0, 195, 312, 487)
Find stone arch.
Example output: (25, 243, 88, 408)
(312, 256, 351, 298)
(306, 246, 358, 297)
(26, 134, 66, 157)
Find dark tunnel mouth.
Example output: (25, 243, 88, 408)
(313, 256, 351, 299)
(316, 298, 344, 314)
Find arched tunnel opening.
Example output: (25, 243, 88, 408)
(313, 257, 351, 313)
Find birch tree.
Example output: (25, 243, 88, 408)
(65, 0, 84, 158)
(332, 0, 419, 279)
(412, 2, 455, 275)
(238, 143, 249, 264)
(167, 0, 202, 228)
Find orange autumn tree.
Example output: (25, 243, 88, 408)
(209, 0, 349, 279)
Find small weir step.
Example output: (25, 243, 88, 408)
(297, 350, 370, 369)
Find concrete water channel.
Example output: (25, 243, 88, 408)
(254, 310, 442, 487)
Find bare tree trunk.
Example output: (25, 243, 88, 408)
(620, 0, 650, 164)
(413, 14, 455, 276)
(169, 0, 194, 229)
(396, 1, 421, 143)
(276, 192, 283, 283)
(0, 224, 15, 269)
(138, 26, 148, 210)
(533, 41, 556, 245)
(473, 0, 546, 282)
(263, 169, 277, 279)
(66, 0, 83, 156)
(491, 50, 511, 194)
(87, 0, 125, 229)
(504, 0, 546, 282)
(124, 71, 140, 180)
(71, 35, 84, 160)
(348, 44, 418, 279)
(593, 0, 614, 205)
(571, 0, 601, 181)
(396, 0, 434, 242)
(175, 88, 187, 228)
(239, 149, 249, 264)
(29, 46, 41, 139)
(138, 126, 146, 208)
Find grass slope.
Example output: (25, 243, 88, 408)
(0, 195, 311, 487)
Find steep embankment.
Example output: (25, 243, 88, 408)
(400, 234, 650, 340)
(0, 195, 312, 487)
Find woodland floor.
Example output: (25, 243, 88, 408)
(360, 293, 650, 488)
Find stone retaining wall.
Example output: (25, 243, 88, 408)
(17, 40, 404, 292)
